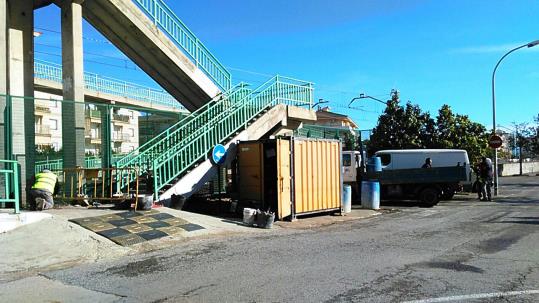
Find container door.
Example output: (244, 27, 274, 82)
(277, 139, 292, 219)
(238, 143, 263, 202)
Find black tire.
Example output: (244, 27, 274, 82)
(441, 190, 455, 200)
(419, 187, 440, 207)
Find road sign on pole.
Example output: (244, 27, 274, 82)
(489, 135, 503, 149)
(211, 144, 227, 165)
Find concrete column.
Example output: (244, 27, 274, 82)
(61, 0, 85, 169)
(99, 105, 112, 169)
(0, 0, 7, 160)
(7, 0, 35, 205)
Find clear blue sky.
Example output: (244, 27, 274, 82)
(34, 0, 539, 130)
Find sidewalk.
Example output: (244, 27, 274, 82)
(275, 207, 381, 229)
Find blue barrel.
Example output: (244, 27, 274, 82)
(361, 181, 380, 210)
(342, 185, 352, 213)
(366, 157, 382, 172)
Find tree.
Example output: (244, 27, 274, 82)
(530, 114, 539, 158)
(368, 98, 489, 162)
(368, 92, 431, 154)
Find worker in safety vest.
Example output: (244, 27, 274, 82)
(29, 169, 59, 210)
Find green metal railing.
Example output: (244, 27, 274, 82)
(151, 75, 313, 199)
(132, 0, 231, 91)
(0, 160, 20, 214)
(295, 124, 358, 140)
(115, 83, 250, 174)
(35, 155, 125, 173)
(34, 59, 186, 111)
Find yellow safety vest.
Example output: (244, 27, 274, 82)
(32, 172, 57, 193)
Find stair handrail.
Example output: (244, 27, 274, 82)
(132, 0, 231, 91)
(115, 83, 248, 169)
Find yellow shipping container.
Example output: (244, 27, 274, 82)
(238, 137, 342, 220)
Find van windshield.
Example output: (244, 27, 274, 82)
(379, 154, 391, 166)
(342, 154, 352, 167)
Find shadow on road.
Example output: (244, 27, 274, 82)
(496, 220, 539, 225)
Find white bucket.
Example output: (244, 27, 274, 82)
(243, 208, 257, 226)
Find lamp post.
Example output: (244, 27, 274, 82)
(349, 93, 389, 107)
(312, 98, 329, 109)
(491, 39, 539, 195)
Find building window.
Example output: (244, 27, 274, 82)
(129, 128, 135, 136)
(50, 119, 58, 130)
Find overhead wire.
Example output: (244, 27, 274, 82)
(35, 42, 130, 62)
(35, 26, 112, 45)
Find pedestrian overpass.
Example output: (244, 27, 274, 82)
(1, 0, 317, 208)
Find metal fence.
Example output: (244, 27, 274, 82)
(54, 167, 139, 207)
(0, 160, 20, 214)
(35, 155, 126, 173)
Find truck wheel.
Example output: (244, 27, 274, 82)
(419, 187, 440, 207)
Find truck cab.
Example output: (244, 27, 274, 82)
(342, 151, 362, 183)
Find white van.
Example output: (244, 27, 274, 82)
(374, 149, 472, 182)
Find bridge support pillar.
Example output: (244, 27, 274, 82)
(0, 0, 6, 161)
(61, 0, 85, 170)
(100, 104, 112, 169)
(7, 0, 35, 206)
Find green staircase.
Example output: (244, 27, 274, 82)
(115, 76, 313, 200)
(113, 0, 315, 200)
(115, 83, 250, 173)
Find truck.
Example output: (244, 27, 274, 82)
(342, 149, 472, 206)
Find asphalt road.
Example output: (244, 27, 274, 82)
(13, 176, 539, 302)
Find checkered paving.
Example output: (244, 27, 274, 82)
(70, 210, 205, 246)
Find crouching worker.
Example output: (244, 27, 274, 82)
(29, 169, 59, 210)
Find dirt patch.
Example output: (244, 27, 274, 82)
(474, 233, 525, 254)
(417, 261, 484, 273)
(105, 256, 164, 277)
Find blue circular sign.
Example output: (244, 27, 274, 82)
(212, 144, 227, 165)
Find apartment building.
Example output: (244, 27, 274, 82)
(34, 91, 140, 155)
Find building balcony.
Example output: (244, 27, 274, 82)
(112, 133, 130, 142)
(113, 114, 131, 124)
(35, 125, 52, 136)
(35, 105, 51, 114)
(86, 110, 102, 120)
(85, 129, 101, 140)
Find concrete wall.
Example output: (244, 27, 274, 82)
(499, 161, 539, 176)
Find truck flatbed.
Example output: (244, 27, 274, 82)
(365, 166, 468, 185)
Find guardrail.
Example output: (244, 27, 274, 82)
(34, 60, 187, 111)
(131, 0, 232, 91)
(0, 160, 20, 214)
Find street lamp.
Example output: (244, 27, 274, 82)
(312, 98, 329, 109)
(349, 93, 389, 107)
(491, 39, 539, 195)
